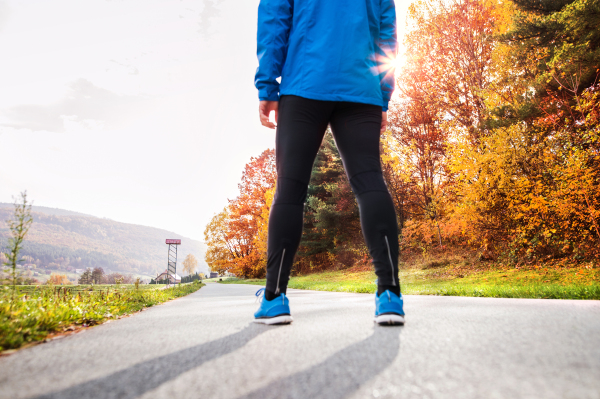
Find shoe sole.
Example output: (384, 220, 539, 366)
(253, 315, 294, 325)
(374, 314, 405, 325)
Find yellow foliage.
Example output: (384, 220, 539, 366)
(254, 185, 275, 266)
(182, 254, 198, 275)
(46, 274, 70, 285)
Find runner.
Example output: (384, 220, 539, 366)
(253, 0, 404, 326)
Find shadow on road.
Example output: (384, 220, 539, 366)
(236, 325, 402, 399)
(33, 323, 270, 399)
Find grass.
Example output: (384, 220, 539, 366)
(18, 270, 158, 285)
(203, 277, 237, 283)
(12, 284, 160, 294)
(220, 261, 600, 300)
(0, 281, 204, 353)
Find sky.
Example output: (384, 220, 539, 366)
(0, 0, 411, 241)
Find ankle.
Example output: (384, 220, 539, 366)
(377, 285, 400, 297)
(265, 289, 285, 301)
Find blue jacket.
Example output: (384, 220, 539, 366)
(255, 0, 397, 111)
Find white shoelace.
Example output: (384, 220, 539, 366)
(255, 288, 286, 305)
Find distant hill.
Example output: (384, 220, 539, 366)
(0, 203, 208, 278)
(0, 204, 94, 218)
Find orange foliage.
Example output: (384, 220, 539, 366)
(204, 149, 276, 278)
(387, 0, 600, 263)
(46, 274, 70, 285)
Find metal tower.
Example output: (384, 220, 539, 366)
(165, 239, 181, 286)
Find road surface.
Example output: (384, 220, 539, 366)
(1, 283, 599, 399)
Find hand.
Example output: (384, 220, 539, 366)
(259, 100, 279, 129)
(381, 111, 387, 133)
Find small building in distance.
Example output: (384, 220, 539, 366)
(155, 269, 182, 284)
(209, 272, 218, 278)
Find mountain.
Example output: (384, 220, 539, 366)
(0, 204, 208, 279)
(0, 204, 94, 218)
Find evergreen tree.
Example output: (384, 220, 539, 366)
(78, 268, 92, 284)
(296, 132, 363, 272)
(505, 0, 600, 106)
(181, 272, 202, 283)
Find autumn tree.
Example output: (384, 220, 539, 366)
(91, 267, 105, 284)
(182, 254, 198, 275)
(386, 98, 451, 247)
(402, 0, 500, 143)
(104, 273, 134, 284)
(46, 274, 70, 285)
(204, 209, 235, 276)
(380, 144, 411, 230)
(384, 0, 500, 249)
(399, 0, 541, 254)
(204, 149, 276, 278)
(254, 186, 275, 265)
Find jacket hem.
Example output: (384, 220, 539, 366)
(280, 89, 384, 109)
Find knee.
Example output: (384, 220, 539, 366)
(350, 171, 388, 196)
(273, 177, 308, 205)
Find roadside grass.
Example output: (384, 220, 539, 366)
(22, 271, 157, 285)
(13, 284, 159, 294)
(0, 281, 204, 354)
(203, 277, 237, 283)
(220, 262, 600, 300)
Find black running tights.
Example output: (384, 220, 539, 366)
(265, 95, 400, 297)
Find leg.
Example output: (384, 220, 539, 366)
(265, 95, 333, 297)
(329, 102, 400, 295)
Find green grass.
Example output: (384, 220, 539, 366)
(219, 278, 266, 286)
(220, 264, 600, 300)
(0, 281, 204, 353)
(12, 284, 159, 294)
(22, 270, 157, 285)
(203, 277, 237, 283)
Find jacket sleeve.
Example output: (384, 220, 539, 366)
(377, 0, 397, 112)
(255, 0, 294, 101)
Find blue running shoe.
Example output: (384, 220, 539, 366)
(374, 290, 405, 325)
(253, 288, 293, 325)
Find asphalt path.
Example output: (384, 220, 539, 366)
(1, 283, 599, 399)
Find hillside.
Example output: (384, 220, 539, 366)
(0, 204, 208, 279)
(0, 204, 94, 218)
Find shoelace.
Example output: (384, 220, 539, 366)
(255, 288, 286, 305)
(255, 287, 265, 303)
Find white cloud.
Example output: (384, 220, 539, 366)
(1, 79, 151, 133)
(198, 0, 221, 37)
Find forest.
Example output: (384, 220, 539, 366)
(204, 0, 600, 278)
